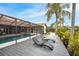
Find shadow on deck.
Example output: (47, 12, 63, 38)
(0, 39, 54, 56)
(0, 34, 69, 56)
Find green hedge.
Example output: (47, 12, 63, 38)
(57, 26, 79, 56)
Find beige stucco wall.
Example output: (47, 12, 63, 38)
(43, 25, 46, 33)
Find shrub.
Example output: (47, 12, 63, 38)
(57, 27, 70, 47)
(56, 26, 79, 56)
(63, 31, 70, 47)
(57, 27, 67, 38)
(68, 32, 79, 56)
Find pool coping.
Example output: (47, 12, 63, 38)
(0, 34, 40, 49)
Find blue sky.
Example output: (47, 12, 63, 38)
(0, 3, 79, 26)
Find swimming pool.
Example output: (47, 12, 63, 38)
(0, 34, 32, 44)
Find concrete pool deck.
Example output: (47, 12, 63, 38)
(0, 33, 69, 56)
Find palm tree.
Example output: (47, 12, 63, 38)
(45, 3, 71, 32)
(70, 3, 76, 39)
(67, 3, 76, 55)
(59, 17, 64, 27)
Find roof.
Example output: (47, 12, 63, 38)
(0, 13, 43, 27)
(37, 23, 47, 27)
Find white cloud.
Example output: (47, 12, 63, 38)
(0, 6, 9, 14)
(16, 4, 46, 19)
(63, 4, 79, 13)
(17, 9, 46, 18)
(76, 4, 79, 10)
(0, 6, 16, 16)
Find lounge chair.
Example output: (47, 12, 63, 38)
(40, 35, 55, 43)
(32, 35, 54, 50)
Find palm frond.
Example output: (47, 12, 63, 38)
(45, 10, 54, 21)
(50, 22, 56, 27)
(45, 3, 55, 21)
(62, 10, 71, 19)
(60, 18, 64, 22)
(62, 4, 70, 9)
(47, 3, 52, 8)
(50, 21, 61, 28)
(51, 3, 61, 12)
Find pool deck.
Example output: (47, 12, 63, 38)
(0, 33, 69, 56)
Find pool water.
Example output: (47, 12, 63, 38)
(0, 34, 32, 44)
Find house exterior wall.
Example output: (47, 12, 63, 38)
(37, 23, 47, 34)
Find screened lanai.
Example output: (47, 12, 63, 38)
(0, 13, 43, 36)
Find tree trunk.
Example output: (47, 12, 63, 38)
(55, 16, 58, 32)
(70, 3, 76, 39)
(67, 3, 76, 55)
(55, 12, 60, 32)
(61, 21, 64, 27)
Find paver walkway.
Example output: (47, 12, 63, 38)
(0, 33, 69, 56)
